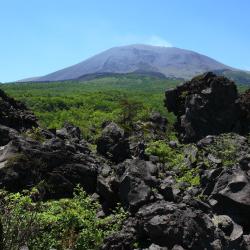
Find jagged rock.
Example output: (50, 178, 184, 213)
(3, 78, 250, 250)
(117, 159, 159, 211)
(136, 201, 222, 250)
(201, 168, 223, 196)
(56, 122, 82, 141)
(165, 73, 241, 142)
(101, 200, 248, 249)
(149, 112, 168, 132)
(0, 89, 38, 131)
(212, 215, 243, 243)
(171, 246, 185, 250)
(211, 167, 250, 228)
(144, 244, 169, 250)
(239, 155, 250, 171)
(0, 130, 99, 198)
(101, 217, 137, 250)
(0, 219, 3, 250)
(243, 234, 250, 249)
(197, 135, 215, 148)
(238, 89, 250, 133)
(169, 141, 178, 148)
(45, 172, 74, 199)
(97, 173, 119, 212)
(0, 125, 18, 146)
(158, 178, 175, 201)
(96, 122, 130, 163)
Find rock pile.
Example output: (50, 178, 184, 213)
(0, 89, 37, 131)
(96, 122, 131, 163)
(165, 72, 249, 142)
(1, 81, 250, 249)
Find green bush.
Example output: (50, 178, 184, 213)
(0, 187, 127, 250)
(145, 140, 184, 169)
(200, 134, 240, 167)
(176, 167, 200, 187)
(23, 127, 46, 142)
(145, 141, 200, 187)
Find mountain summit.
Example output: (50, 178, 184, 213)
(25, 44, 238, 82)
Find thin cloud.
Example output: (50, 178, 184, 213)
(113, 34, 173, 47)
(147, 35, 173, 47)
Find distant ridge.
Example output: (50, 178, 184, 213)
(19, 44, 250, 84)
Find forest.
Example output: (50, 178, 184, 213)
(1, 74, 181, 140)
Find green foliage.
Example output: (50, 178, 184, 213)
(200, 134, 239, 167)
(118, 98, 144, 131)
(1, 75, 180, 140)
(145, 140, 184, 169)
(176, 167, 200, 187)
(145, 141, 200, 187)
(23, 127, 46, 142)
(0, 186, 127, 250)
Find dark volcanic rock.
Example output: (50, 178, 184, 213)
(238, 89, 250, 134)
(211, 167, 250, 229)
(101, 217, 137, 250)
(165, 72, 240, 142)
(0, 89, 38, 131)
(96, 122, 130, 163)
(149, 112, 168, 132)
(103, 201, 248, 250)
(0, 90, 101, 199)
(0, 127, 99, 198)
(0, 125, 18, 146)
(136, 201, 218, 250)
(116, 159, 159, 212)
(56, 122, 82, 141)
(3, 82, 250, 249)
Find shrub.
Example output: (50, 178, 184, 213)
(200, 134, 240, 167)
(0, 186, 127, 250)
(118, 98, 144, 131)
(145, 140, 184, 169)
(145, 141, 200, 187)
(24, 127, 46, 142)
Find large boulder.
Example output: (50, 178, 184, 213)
(136, 201, 218, 249)
(238, 89, 250, 133)
(0, 127, 99, 198)
(56, 122, 82, 142)
(96, 122, 130, 163)
(102, 201, 248, 249)
(149, 112, 168, 133)
(211, 167, 250, 228)
(0, 89, 38, 131)
(116, 159, 159, 212)
(165, 72, 241, 142)
(0, 125, 18, 146)
(101, 217, 137, 250)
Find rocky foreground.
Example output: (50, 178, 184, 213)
(1, 73, 250, 249)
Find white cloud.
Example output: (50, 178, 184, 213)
(147, 35, 173, 47)
(112, 34, 173, 47)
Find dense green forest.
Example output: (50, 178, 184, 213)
(1, 74, 248, 141)
(1, 75, 181, 140)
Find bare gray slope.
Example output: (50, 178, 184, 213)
(29, 44, 234, 81)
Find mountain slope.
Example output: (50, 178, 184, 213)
(27, 44, 236, 82)
(213, 69, 250, 85)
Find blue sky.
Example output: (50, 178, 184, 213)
(0, 0, 249, 82)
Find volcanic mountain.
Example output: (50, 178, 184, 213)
(23, 44, 250, 83)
